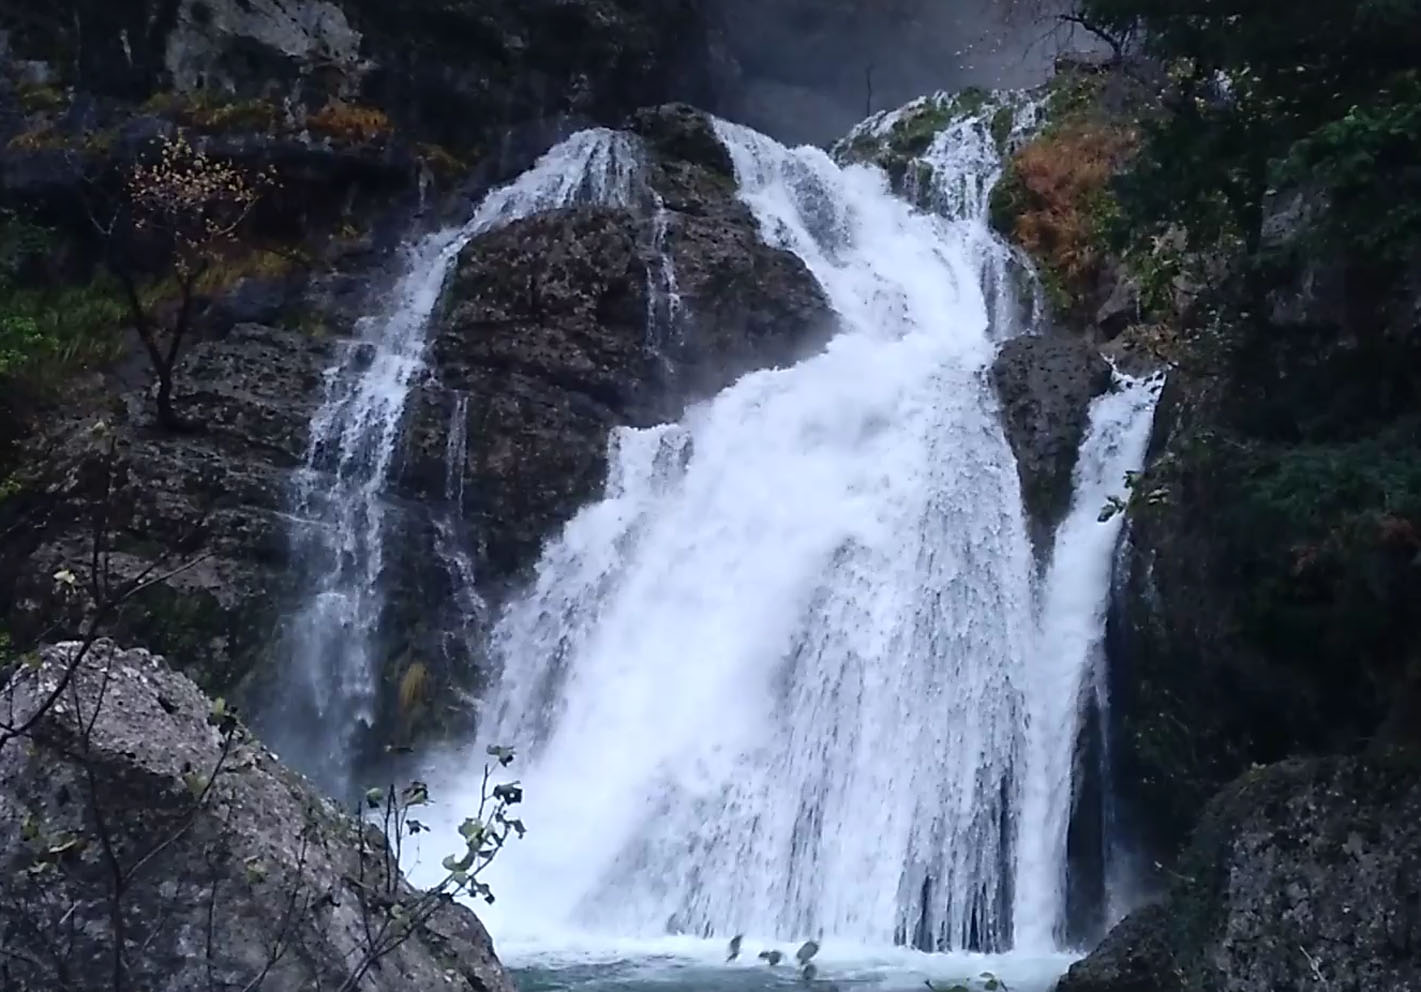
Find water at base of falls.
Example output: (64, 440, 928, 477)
(503, 937, 1075, 992)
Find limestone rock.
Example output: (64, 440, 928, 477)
(165, 0, 364, 95)
(0, 640, 514, 992)
(990, 333, 1114, 551)
(1, 324, 331, 696)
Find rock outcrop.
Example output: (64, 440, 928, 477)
(0, 640, 513, 992)
(398, 104, 832, 589)
(1, 324, 331, 693)
(990, 333, 1113, 551)
(1057, 754, 1421, 992)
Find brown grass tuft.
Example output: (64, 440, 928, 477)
(1004, 122, 1137, 314)
(308, 101, 393, 144)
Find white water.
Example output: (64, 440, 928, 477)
(264, 129, 652, 794)
(400, 111, 1159, 963)
(1012, 374, 1162, 949)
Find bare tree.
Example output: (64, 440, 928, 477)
(91, 131, 272, 432)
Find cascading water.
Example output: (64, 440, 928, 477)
(259, 128, 653, 796)
(1012, 373, 1162, 950)
(406, 106, 1158, 975)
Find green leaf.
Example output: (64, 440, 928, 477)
(364, 787, 385, 810)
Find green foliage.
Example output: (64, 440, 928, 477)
(1080, 0, 1421, 268)
(989, 105, 1015, 152)
(1285, 71, 1421, 261)
(0, 210, 126, 383)
(0, 280, 128, 382)
(16, 82, 67, 114)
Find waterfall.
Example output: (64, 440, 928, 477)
(259, 128, 650, 796)
(418, 116, 1030, 950)
(406, 111, 1158, 957)
(1012, 374, 1162, 951)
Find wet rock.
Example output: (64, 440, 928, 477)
(1053, 904, 1178, 992)
(0, 640, 513, 992)
(378, 103, 833, 747)
(1057, 754, 1421, 992)
(401, 110, 832, 589)
(628, 102, 735, 177)
(990, 334, 1113, 551)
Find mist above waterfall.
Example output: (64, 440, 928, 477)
(710, 0, 1075, 144)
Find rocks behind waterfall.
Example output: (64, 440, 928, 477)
(990, 334, 1114, 552)
(0, 641, 513, 992)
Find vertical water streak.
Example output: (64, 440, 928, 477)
(644, 195, 682, 355)
(1012, 373, 1162, 951)
(432, 392, 486, 667)
(263, 129, 649, 797)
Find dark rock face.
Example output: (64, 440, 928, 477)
(1104, 245, 1421, 867)
(1, 324, 329, 696)
(1057, 755, 1421, 992)
(348, 0, 724, 162)
(0, 640, 513, 992)
(990, 333, 1113, 551)
(403, 112, 832, 589)
(1054, 904, 1178, 992)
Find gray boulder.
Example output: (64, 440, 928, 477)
(990, 334, 1113, 552)
(1056, 754, 1421, 992)
(0, 639, 514, 992)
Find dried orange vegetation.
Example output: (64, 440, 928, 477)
(308, 101, 393, 144)
(1003, 122, 1137, 314)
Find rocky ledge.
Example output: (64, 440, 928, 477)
(0, 639, 513, 992)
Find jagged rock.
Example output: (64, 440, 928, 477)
(990, 334, 1113, 551)
(399, 110, 832, 588)
(1052, 904, 1177, 992)
(628, 102, 735, 177)
(165, 0, 364, 95)
(1057, 755, 1421, 992)
(1260, 185, 1348, 330)
(0, 640, 514, 992)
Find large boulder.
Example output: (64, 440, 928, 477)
(1056, 754, 1421, 992)
(0, 640, 514, 992)
(399, 105, 833, 589)
(990, 333, 1113, 552)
